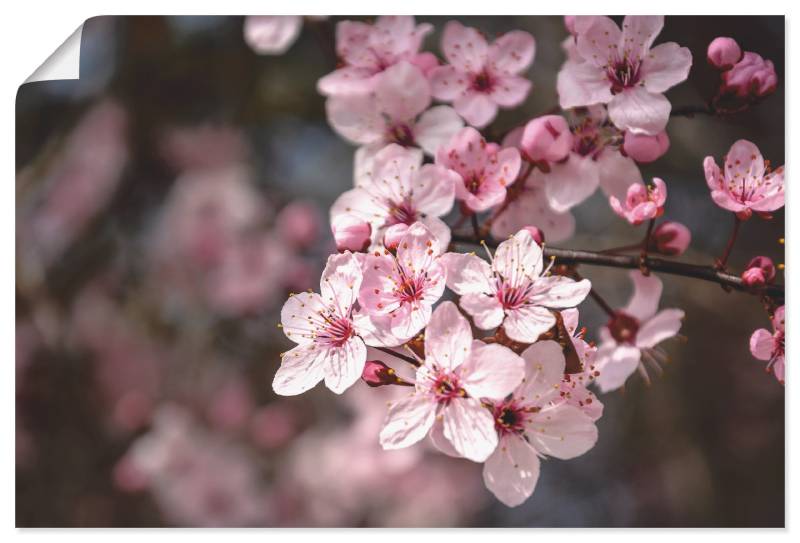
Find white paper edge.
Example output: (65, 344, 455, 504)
(24, 23, 84, 84)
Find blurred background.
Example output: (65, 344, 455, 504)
(15, 15, 784, 527)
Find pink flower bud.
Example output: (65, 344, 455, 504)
(331, 215, 371, 252)
(742, 256, 776, 287)
(623, 131, 670, 163)
(521, 226, 545, 246)
(648, 221, 691, 256)
(722, 52, 778, 98)
(361, 360, 399, 387)
(564, 16, 577, 36)
(383, 223, 409, 250)
(521, 115, 573, 163)
(707, 37, 743, 70)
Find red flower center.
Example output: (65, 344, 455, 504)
(608, 311, 640, 345)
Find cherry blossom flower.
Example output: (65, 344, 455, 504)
(359, 222, 446, 341)
(750, 305, 785, 384)
(721, 52, 777, 99)
(379, 301, 525, 462)
(273, 252, 370, 395)
(441, 229, 591, 343)
(502, 107, 642, 215)
(558, 309, 604, 422)
(436, 127, 521, 213)
(704, 139, 785, 219)
(243, 16, 303, 55)
(331, 144, 459, 253)
(741, 256, 776, 288)
(594, 271, 684, 392)
(557, 16, 692, 135)
(429, 21, 536, 128)
(318, 16, 434, 96)
(610, 178, 668, 225)
(326, 61, 464, 158)
(482, 340, 599, 507)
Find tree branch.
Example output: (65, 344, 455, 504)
(450, 235, 784, 300)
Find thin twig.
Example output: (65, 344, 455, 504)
(451, 235, 784, 300)
(375, 346, 420, 367)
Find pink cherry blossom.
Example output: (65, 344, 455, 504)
(326, 61, 464, 157)
(704, 139, 785, 217)
(436, 127, 521, 213)
(721, 52, 777, 99)
(379, 301, 525, 462)
(359, 222, 446, 341)
(441, 229, 592, 343)
(741, 256, 776, 288)
(750, 305, 785, 384)
(557, 16, 692, 135)
(318, 16, 433, 96)
(509, 107, 643, 213)
(429, 21, 536, 128)
(558, 309, 604, 422)
(520, 114, 573, 163)
(331, 144, 458, 252)
(610, 177, 667, 225)
(482, 340, 599, 506)
(707, 37, 742, 70)
(273, 252, 370, 395)
(594, 271, 684, 392)
(243, 16, 303, 55)
(331, 215, 372, 252)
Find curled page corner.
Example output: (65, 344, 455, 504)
(24, 24, 84, 84)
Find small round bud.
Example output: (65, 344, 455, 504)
(383, 223, 409, 250)
(521, 115, 573, 163)
(742, 256, 776, 287)
(521, 226, 545, 246)
(623, 131, 670, 163)
(648, 221, 691, 256)
(707, 37, 743, 70)
(331, 215, 371, 252)
(362, 360, 399, 387)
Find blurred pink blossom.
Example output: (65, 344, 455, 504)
(610, 178, 668, 225)
(244, 16, 303, 55)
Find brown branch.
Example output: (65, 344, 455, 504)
(450, 235, 784, 300)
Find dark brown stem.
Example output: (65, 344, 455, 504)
(375, 346, 420, 368)
(450, 234, 784, 300)
(471, 213, 481, 240)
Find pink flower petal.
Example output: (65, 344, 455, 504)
(749, 328, 775, 361)
(518, 340, 566, 400)
(323, 338, 368, 394)
(531, 276, 592, 308)
(642, 42, 693, 94)
(489, 75, 532, 107)
(637, 308, 684, 349)
(461, 341, 525, 399)
(503, 305, 556, 343)
(414, 106, 465, 156)
(379, 393, 437, 449)
(411, 163, 458, 217)
(620, 16, 664, 58)
(494, 229, 545, 281)
(594, 343, 641, 393)
(488, 30, 536, 74)
(442, 397, 498, 462)
(596, 150, 643, 200)
(607, 87, 671, 136)
(624, 270, 663, 321)
(460, 293, 505, 330)
(441, 20, 489, 73)
(575, 16, 622, 68)
(320, 252, 363, 311)
(243, 16, 302, 55)
(536, 154, 600, 212)
(272, 343, 327, 396)
(526, 404, 598, 459)
(440, 252, 494, 295)
(557, 60, 613, 109)
(424, 301, 473, 370)
(429, 65, 470, 101)
(280, 291, 327, 345)
(454, 91, 499, 129)
(482, 435, 541, 507)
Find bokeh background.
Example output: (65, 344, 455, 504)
(15, 15, 785, 527)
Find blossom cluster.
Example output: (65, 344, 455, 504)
(264, 15, 785, 509)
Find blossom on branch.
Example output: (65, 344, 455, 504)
(429, 21, 536, 128)
(557, 16, 692, 135)
(750, 305, 785, 384)
(379, 301, 525, 462)
(441, 229, 591, 343)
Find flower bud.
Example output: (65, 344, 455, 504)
(521, 226, 545, 246)
(648, 221, 691, 256)
(623, 131, 670, 163)
(361, 360, 400, 387)
(722, 52, 778, 99)
(383, 223, 409, 250)
(742, 256, 776, 287)
(707, 37, 743, 70)
(521, 115, 573, 163)
(331, 215, 371, 252)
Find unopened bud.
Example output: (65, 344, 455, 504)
(707, 37, 743, 70)
(623, 130, 670, 163)
(383, 223, 409, 250)
(648, 221, 691, 256)
(521, 115, 573, 163)
(742, 256, 776, 287)
(521, 226, 545, 246)
(332, 215, 371, 252)
(362, 360, 400, 387)
(722, 51, 778, 99)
